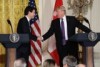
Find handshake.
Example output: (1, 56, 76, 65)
(37, 36, 43, 41)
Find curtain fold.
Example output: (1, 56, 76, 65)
(0, 0, 28, 67)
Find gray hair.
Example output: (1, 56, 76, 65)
(63, 56, 77, 67)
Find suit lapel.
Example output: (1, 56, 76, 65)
(25, 17, 30, 27)
(57, 19, 62, 36)
(57, 16, 70, 38)
(66, 16, 69, 38)
(24, 17, 31, 32)
(58, 18, 61, 31)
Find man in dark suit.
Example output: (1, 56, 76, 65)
(38, 6, 91, 67)
(17, 6, 37, 66)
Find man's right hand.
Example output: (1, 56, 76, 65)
(37, 36, 43, 41)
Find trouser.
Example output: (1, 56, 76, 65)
(16, 45, 30, 67)
(57, 42, 79, 67)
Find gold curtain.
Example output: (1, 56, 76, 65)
(0, 0, 28, 67)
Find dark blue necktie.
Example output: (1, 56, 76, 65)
(61, 19, 66, 45)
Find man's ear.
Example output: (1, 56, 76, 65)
(28, 11, 31, 14)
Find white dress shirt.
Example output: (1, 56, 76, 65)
(25, 16, 31, 31)
(60, 15, 68, 40)
(25, 16, 30, 25)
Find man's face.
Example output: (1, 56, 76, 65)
(63, 64, 68, 67)
(56, 9, 65, 18)
(29, 10, 35, 19)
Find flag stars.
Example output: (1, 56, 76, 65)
(29, 0, 41, 66)
(34, 6, 35, 7)
(31, 5, 33, 7)
(29, 0, 39, 23)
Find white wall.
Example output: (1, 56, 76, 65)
(39, 0, 100, 66)
(91, 0, 100, 66)
(39, 0, 56, 64)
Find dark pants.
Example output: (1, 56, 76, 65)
(16, 44, 30, 67)
(57, 41, 79, 67)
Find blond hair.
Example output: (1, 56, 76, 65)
(56, 6, 66, 14)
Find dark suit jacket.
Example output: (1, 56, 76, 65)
(43, 16, 91, 52)
(17, 17, 37, 55)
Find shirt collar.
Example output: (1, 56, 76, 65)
(62, 15, 66, 20)
(60, 15, 66, 21)
(25, 16, 30, 22)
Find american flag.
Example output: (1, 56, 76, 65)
(28, 0, 41, 67)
